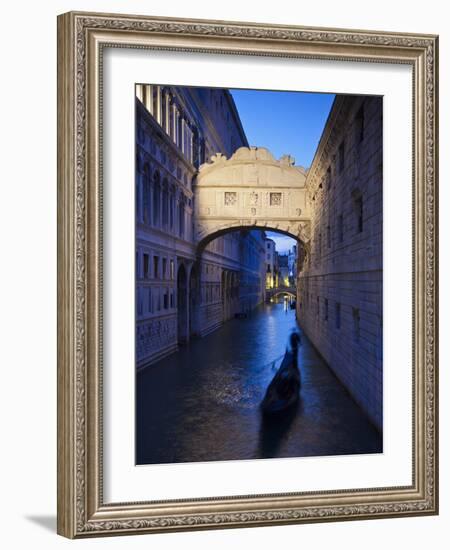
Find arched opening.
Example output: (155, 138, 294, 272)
(197, 225, 303, 255)
(177, 263, 188, 345)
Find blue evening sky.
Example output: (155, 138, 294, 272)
(230, 88, 335, 254)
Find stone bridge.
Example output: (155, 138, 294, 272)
(193, 146, 311, 249)
(266, 286, 297, 301)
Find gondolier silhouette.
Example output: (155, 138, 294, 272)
(261, 330, 301, 415)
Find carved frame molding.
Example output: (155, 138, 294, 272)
(57, 11, 438, 538)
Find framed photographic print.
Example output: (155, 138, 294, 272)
(57, 11, 439, 538)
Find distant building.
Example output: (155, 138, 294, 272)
(297, 95, 383, 431)
(265, 238, 279, 288)
(277, 254, 290, 287)
(135, 85, 266, 369)
(288, 245, 297, 285)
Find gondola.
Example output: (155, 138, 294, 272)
(260, 332, 301, 415)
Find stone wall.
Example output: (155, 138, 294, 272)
(297, 95, 383, 431)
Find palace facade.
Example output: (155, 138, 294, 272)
(135, 85, 267, 369)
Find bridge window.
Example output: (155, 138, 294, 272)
(270, 192, 282, 206)
(224, 192, 237, 206)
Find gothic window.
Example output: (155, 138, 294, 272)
(270, 192, 282, 206)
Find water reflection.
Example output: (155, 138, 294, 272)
(258, 399, 302, 458)
(136, 303, 382, 465)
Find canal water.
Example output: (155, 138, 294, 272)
(136, 302, 382, 465)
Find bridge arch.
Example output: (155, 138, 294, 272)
(196, 223, 303, 254)
(193, 146, 311, 248)
(269, 290, 296, 300)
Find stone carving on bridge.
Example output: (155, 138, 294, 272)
(194, 146, 311, 246)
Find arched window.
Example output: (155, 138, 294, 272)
(153, 171, 160, 226)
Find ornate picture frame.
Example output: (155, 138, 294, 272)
(57, 11, 438, 538)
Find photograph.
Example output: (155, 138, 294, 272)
(134, 85, 383, 465)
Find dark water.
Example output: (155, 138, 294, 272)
(136, 303, 382, 465)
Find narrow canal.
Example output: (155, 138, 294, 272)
(136, 302, 382, 465)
